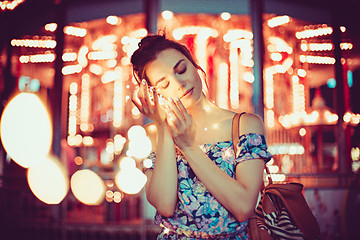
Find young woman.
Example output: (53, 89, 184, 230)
(131, 34, 272, 239)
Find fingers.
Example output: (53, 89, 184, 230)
(132, 86, 143, 113)
(169, 98, 184, 121)
(133, 79, 159, 116)
(175, 97, 191, 121)
(166, 97, 191, 130)
(165, 98, 195, 148)
(167, 97, 190, 121)
(139, 80, 153, 111)
(151, 86, 159, 108)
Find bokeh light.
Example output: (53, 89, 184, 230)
(70, 169, 106, 205)
(299, 128, 306, 136)
(220, 12, 231, 21)
(27, 155, 69, 204)
(0, 92, 52, 168)
(127, 125, 152, 159)
(162, 10, 174, 20)
(127, 125, 146, 140)
(115, 167, 147, 194)
(142, 158, 153, 169)
(119, 156, 136, 169)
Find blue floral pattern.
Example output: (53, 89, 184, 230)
(148, 133, 272, 240)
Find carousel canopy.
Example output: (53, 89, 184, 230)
(1, 0, 360, 48)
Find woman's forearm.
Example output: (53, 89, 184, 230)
(146, 124, 178, 217)
(180, 145, 263, 222)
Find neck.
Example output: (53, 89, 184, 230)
(186, 93, 218, 121)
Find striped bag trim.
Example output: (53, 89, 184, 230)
(255, 193, 305, 240)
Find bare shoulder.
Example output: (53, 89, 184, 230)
(238, 112, 265, 135)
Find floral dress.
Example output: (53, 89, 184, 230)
(148, 133, 272, 240)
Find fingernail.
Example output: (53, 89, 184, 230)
(142, 79, 146, 85)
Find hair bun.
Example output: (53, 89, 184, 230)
(138, 34, 166, 48)
(131, 34, 166, 70)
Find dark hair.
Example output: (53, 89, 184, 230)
(130, 33, 204, 85)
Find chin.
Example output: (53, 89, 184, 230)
(185, 95, 202, 109)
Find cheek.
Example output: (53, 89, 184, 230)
(193, 73, 203, 89)
(158, 85, 177, 98)
(190, 69, 202, 83)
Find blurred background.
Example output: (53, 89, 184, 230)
(1, 0, 360, 239)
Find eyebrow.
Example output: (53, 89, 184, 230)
(154, 59, 185, 86)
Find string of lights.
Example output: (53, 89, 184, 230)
(0, 0, 25, 11)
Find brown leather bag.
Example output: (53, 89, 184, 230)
(232, 113, 320, 240)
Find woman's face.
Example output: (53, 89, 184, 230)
(145, 48, 203, 108)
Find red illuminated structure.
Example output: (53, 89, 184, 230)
(1, 0, 360, 239)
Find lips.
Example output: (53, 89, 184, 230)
(180, 87, 194, 99)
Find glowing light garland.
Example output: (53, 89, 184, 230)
(299, 55, 335, 65)
(264, 37, 293, 128)
(80, 74, 90, 132)
(64, 26, 87, 37)
(295, 25, 333, 39)
(62, 64, 82, 75)
(67, 82, 79, 146)
(113, 67, 125, 128)
(11, 38, 57, 49)
(292, 76, 306, 113)
(343, 111, 360, 125)
(300, 42, 353, 52)
(223, 29, 254, 110)
(217, 62, 229, 109)
(0, 0, 25, 11)
(279, 90, 339, 129)
(229, 44, 239, 109)
(267, 15, 291, 28)
(19, 52, 55, 63)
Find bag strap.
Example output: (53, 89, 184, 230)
(231, 112, 273, 185)
(264, 163, 273, 185)
(232, 113, 268, 240)
(231, 112, 245, 155)
(247, 215, 261, 240)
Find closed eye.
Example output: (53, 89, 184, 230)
(174, 59, 186, 75)
(158, 80, 170, 89)
(177, 65, 186, 74)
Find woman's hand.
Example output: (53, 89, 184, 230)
(132, 80, 167, 126)
(166, 97, 196, 149)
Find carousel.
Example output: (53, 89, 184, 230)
(1, 0, 360, 239)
